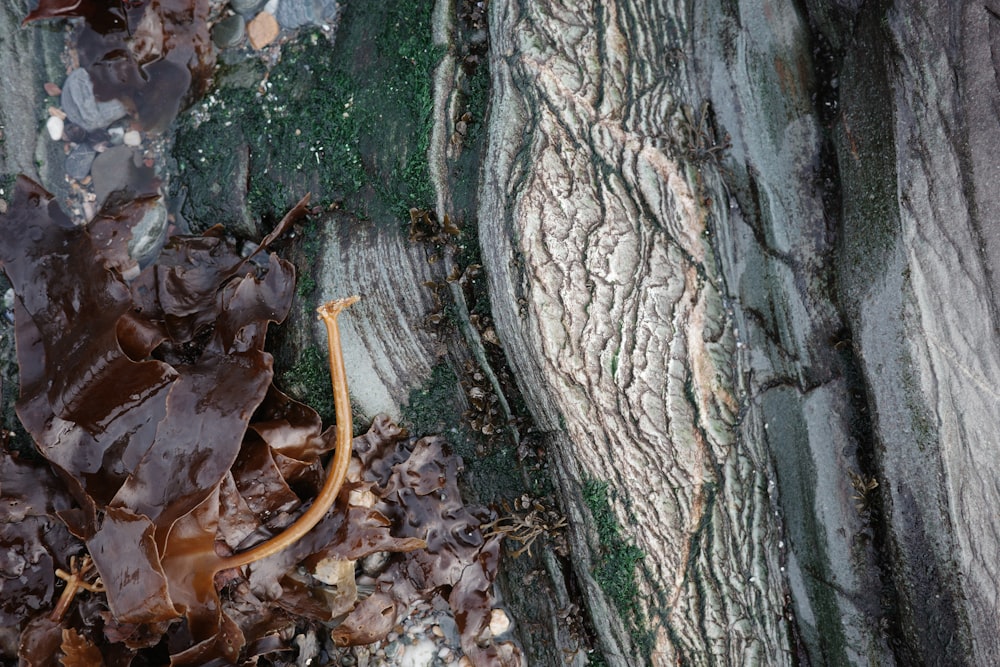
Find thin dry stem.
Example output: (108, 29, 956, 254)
(218, 296, 359, 570)
(50, 555, 105, 622)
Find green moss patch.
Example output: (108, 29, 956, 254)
(174, 0, 442, 233)
(582, 477, 654, 659)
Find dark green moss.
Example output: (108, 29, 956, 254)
(582, 477, 654, 659)
(402, 362, 461, 438)
(174, 1, 443, 232)
(294, 219, 323, 299)
(279, 344, 335, 424)
(402, 362, 529, 505)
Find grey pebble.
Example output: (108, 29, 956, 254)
(64, 143, 97, 180)
(212, 14, 246, 48)
(128, 198, 168, 270)
(60, 69, 128, 132)
(276, 0, 337, 29)
(230, 0, 266, 16)
(91, 145, 156, 206)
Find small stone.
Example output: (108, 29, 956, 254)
(360, 551, 388, 577)
(275, 0, 337, 28)
(65, 143, 98, 180)
(458, 657, 473, 667)
(45, 116, 64, 141)
(212, 14, 246, 48)
(60, 68, 128, 131)
(123, 130, 142, 146)
(247, 11, 279, 49)
(431, 625, 444, 638)
(44, 82, 61, 96)
(64, 123, 88, 143)
(312, 557, 355, 587)
(230, 0, 267, 17)
(488, 609, 511, 636)
(127, 198, 169, 270)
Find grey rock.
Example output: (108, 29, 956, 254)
(127, 197, 168, 270)
(64, 143, 97, 180)
(90, 145, 156, 206)
(275, 0, 337, 29)
(212, 14, 246, 48)
(0, 0, 64, 183)
(230, 0, 266, 17)
(471, 0, 1000, 664)
(33, 127, 68, 199)
(106, 125, 126, 145)
(60, 68, 128, 132)
(477, 1, 784, 664)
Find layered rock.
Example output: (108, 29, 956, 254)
(479, 0, 1000, 664)
(479, 1, 790, 663)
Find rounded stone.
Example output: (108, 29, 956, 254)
(127, 198, 169, 271)
(246, 11, 279, 49)
(230, 0, 267, 17)
(212, 14, 246, 48)
(60, 68, 128, 132)
(45, 115, 63, 141)
(123, 130, 142, 147)
(275, 0, 337, 29)
(64, 143, 98, 181)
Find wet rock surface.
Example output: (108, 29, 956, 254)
(60, 68, 128, 132)
(476, 0, 1000, 664)
(480, 1, 786, 663)
(3, 0, 999, 664)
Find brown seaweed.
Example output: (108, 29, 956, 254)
(0, 177, 522, 665)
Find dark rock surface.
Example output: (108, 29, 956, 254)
(64, 143, 97, 180)
(275, 0, 338, 29)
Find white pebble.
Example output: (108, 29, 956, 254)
(489, 609, 511, 636)
(46, 115, 64, 141)
(123, 130, 142, 146)
(398, 637, 436, 667)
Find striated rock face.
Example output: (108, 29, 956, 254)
(480, 0, 1000, 664)
(832, 1, 1000, 662)
(479, 1, 791, 663)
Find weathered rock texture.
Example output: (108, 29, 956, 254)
(479, 1, 790, 663)
(4, 0, 1000, 663)
(477, 0, 1000, 664)
(831, 1, 1000, 662)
